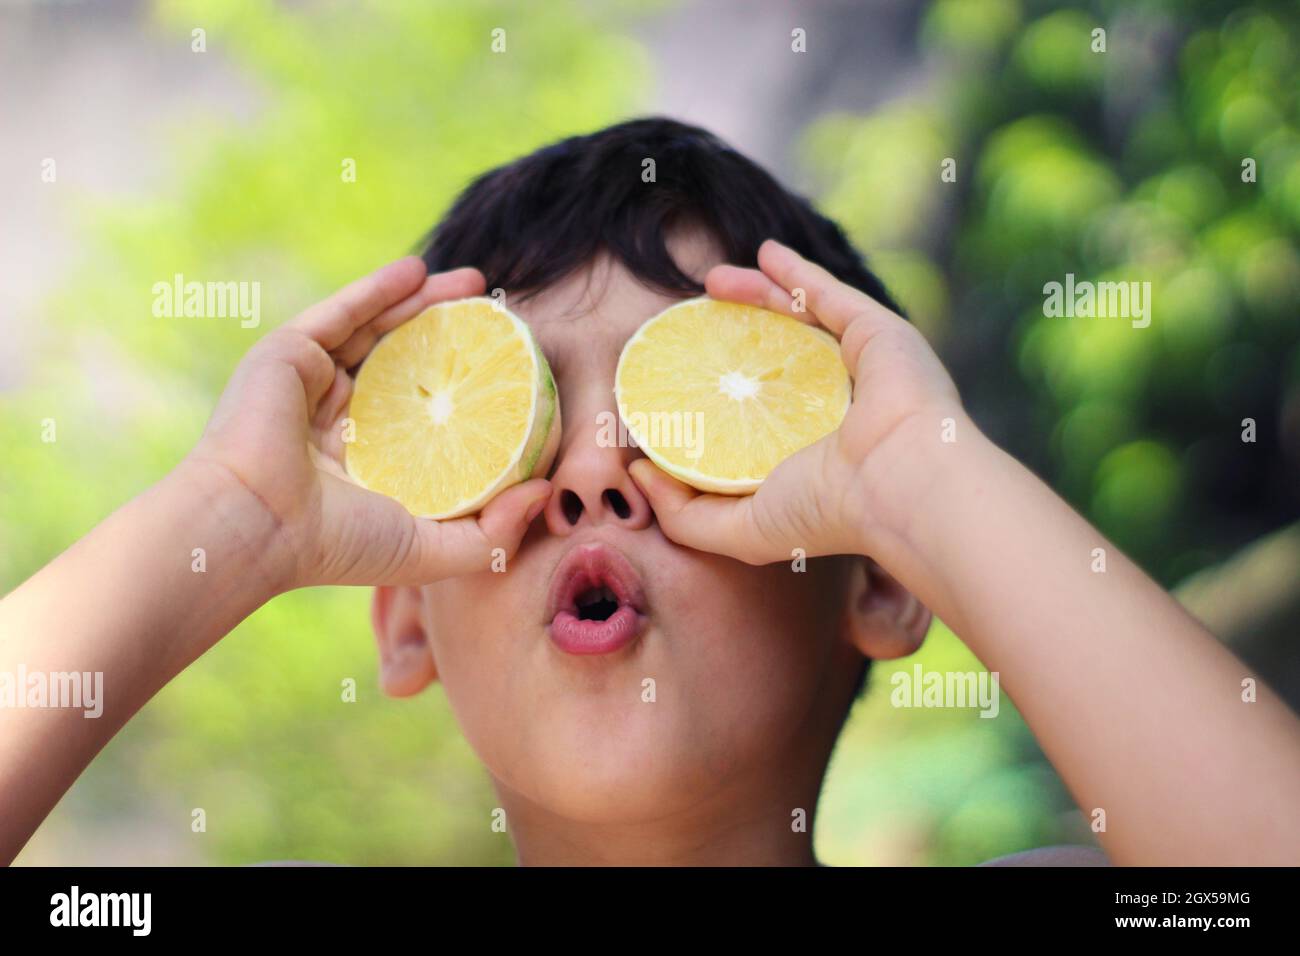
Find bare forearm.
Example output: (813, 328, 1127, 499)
(869, 417, 1300, 864)
(0, 460, 281, 863)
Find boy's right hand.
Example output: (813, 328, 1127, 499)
(186, 257, 552, 592)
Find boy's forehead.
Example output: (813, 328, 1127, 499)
(511, 230, 726, 358)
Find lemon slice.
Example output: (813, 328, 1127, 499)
(615, 297, 850, 494)
(345, 297, 559, 518)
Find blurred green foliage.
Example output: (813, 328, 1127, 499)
(812, 0, 1299, 862)
(3, 0, 1295, 865)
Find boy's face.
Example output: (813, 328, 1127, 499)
(374, 233, 920, 848)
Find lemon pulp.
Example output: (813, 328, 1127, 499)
(346, 297, 558, 518)
(615, 297, 849, 494)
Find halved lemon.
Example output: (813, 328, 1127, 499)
(345, 297, 559, 519)
(615, 297, 850, 494)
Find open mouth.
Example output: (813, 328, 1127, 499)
(546, 544, 647, 655)
(575, 585, 620, 622)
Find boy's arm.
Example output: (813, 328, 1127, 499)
(0, 258, 551, 865)
(632, 239, 1300, 865)
(0, 461, 279, 864)
(869, 415, 1300, 865)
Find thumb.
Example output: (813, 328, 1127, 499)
(471, 478, 553, 562)
(404, 479, 551, 582)
(628, 460, 768, 564)
(344, 479, 547, 586)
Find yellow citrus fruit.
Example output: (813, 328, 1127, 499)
(615, 297, 850, 494)
(345, 297, 560, 518)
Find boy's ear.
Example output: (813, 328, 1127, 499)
(371, 586, 438, 697)
(842, 557, 931, 661)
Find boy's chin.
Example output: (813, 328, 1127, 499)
(499, 752, 715, 826)
(488, 710, 743, 825)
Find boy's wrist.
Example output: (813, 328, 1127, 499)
(850, 407, 994, 565)
(167, 455, 297, 604)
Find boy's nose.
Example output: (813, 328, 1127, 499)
(543, 409, 653, 534)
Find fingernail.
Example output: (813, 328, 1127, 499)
(525, 497, 547, 524)
(627, 461, 650, 492)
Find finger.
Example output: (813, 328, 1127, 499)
(254, 328, 339, 411)
(289, 256, 428, 351)
(704, 265, 823, 329)
(756, 239, 900, 338)
(470, 478, 552, 564)
(628, 460, 769, 564)
(313, 365, 352, 430)
(387, 479, 552, 585)
(330, 267, 486, 370)
(311, 366, 353, 460)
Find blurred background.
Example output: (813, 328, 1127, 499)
(1, 0, 1296, 865)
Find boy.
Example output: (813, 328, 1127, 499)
(2, 118, 1298, 865)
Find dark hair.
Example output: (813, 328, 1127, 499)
(419, 116, 894, 700)
(419, 116, 901, 315)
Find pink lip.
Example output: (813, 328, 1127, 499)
(545, 544, 647, 656)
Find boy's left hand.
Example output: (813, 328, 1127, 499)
(629, 239, 963, 565)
